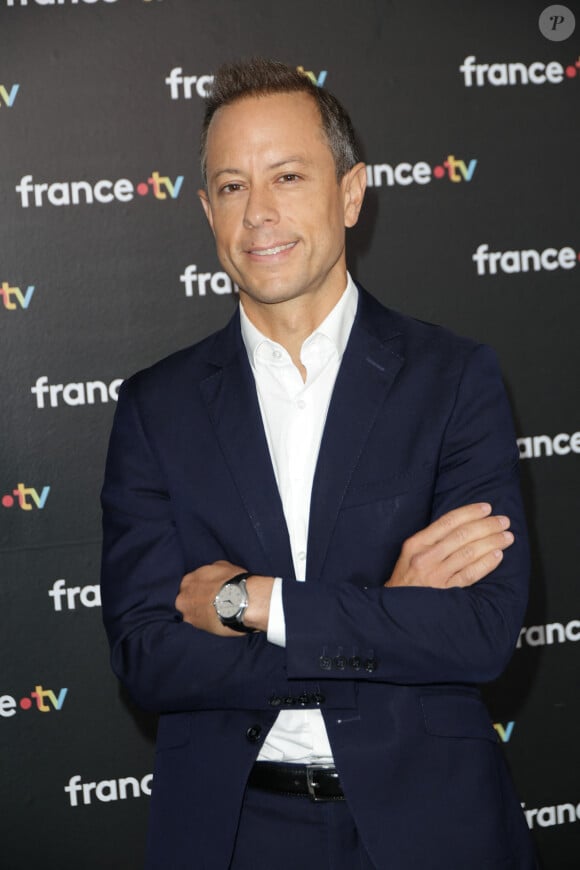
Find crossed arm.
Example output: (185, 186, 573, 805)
(102, 342, 528, 709)
(176, 502, 515, 636)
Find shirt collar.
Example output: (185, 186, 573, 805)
(240, 273, 358, 367)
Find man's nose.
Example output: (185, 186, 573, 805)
(242, 184, 279, 229)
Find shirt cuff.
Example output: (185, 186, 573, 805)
(266, 577, 286, 647)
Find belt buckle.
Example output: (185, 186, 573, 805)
(305, 763, 338, 802)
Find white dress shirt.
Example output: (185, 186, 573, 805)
(239, 274, 358, 763)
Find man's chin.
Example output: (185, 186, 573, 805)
(237, 280, 306, 307)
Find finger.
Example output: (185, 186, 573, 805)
(413, 503, 493, 547)
(439, 529, 514, 585)
(445, 547, 507, 588)
(428, 514, 511, 565)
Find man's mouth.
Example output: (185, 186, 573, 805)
(249, 241, 297, 257)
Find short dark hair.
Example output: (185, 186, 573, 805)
(200, 57, 360, 185)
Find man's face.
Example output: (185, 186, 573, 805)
(198, 91, 365, 313)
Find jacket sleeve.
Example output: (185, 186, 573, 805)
(282, 344, 530, 685)
(100, 377, 287, 714)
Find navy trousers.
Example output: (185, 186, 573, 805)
(229, 784, 377, 870)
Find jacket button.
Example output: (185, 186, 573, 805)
(349, 656, 361, 671)
(319, 655, 332, 670)
(269, 695, 282, 707)
(333, 655, 347, 670)
(364, 657, 378, 673)
(246, 725, 262, 742)
(313, 691, 326, 705)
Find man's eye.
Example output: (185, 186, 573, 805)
(278, 174, 300, 183)
(220, 183, 242, 194)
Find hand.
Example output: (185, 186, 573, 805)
(176, 560, 275, 636)
(176, 560, 248, 637)
(385, 503, 513, 589)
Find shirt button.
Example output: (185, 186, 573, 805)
(272, 349, 282, 359)
(296, 399, 306, 409)
(246, 725, 262, 742)
(297, 551, 306, 561)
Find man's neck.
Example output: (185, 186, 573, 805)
(239, 275, 348, 376)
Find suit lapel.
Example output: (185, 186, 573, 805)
(199, 316, 294, 577)
(307, 292, 405, 582)
(199, 290, 404, 583)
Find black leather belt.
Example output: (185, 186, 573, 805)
(248, 762, 345, 801)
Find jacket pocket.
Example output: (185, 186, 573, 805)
(341, 464, 435, 509)
(420, 693, 499, 742)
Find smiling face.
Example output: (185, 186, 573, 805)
(198, 91, 366, 327)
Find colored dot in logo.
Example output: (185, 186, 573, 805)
(577, 251, 580, 261)
(433, 166, 445, 179)
(565, 65, 577, 77)
(2, 494, 14, 508)
(19, 697, 32, 710)
(136, 182, 149, 196)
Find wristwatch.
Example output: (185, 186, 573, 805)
(213, 572, 254, 632)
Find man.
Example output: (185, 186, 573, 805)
(101, 59, 536, 869)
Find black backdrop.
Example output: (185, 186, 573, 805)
(2, 1, 579, 867)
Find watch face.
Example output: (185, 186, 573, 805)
(216, 582, 245, 619)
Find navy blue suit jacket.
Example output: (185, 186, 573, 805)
(101, 287, 535, 869)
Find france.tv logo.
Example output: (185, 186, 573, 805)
(0, 84, 19, 107)
(0, 684, 68, 718)
(365, 153, 477, 189)
(460, 54, 580, 87)
(296, 65, 327, 87)
(1, 281, 35, 309)
(2, 483, 50, 510)
(165, 64, 327, 100)
(15, 171, 184, 208)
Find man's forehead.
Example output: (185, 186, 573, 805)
(205, 91, 329, 166)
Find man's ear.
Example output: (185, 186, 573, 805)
(197, 189, 214, 233)
(342, 162, 367, 228)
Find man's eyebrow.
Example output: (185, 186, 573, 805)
(211, 157, 309, 182)
(269, 156, 309, 169)
(211, 168, 242, 181)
